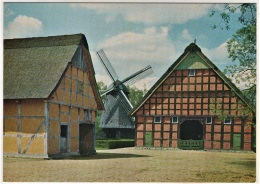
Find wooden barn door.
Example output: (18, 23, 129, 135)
(79, 124, 94, 155)
(233, 134, 241, 150)
(178, 120, 204, 150)
(60, 125, 68, 153)
(145, 132, 152, 147)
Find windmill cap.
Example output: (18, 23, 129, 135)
(184, 43, 201, 53)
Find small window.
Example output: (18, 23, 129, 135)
(154, 116, 161, 123)
(172, 116, 178, 123)
(206, 117, 212, 124)
(84, 110, 92, 121)
(224, 117, 232, 124)
(60, 125, 68, 138)
(77, 81, 84, 93)
(189, 69, 196, 76)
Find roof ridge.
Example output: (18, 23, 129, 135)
(184, 42, 201, 53)
(4, 33, 84, 41)
(4, 33, 86, 49)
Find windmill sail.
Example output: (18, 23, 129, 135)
(99, 85, 114, 97)
(121, 65, 153, 86)
(96, 49, 119, 82)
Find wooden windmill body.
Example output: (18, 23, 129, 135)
(96, 50, 153, 138)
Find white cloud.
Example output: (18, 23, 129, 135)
(181, 29, 192, 41)
(98, 27, 177, 74)
(70, 3, 215, 25)
(91, 26, 180, 90)
(4, 15, 43, 39)
(132, 76, 158, 90)
(95, 74, 113, 86)
(97, 26, 176, 62)
(201, 41, 229, 70)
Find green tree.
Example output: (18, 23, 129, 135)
(97, 81, 107, 90)
(96, 81, 108, 137)
(211, 3, 256, 107)
(226, 24, 256, 105)
(127, 84, 148, 107)
(210, 4, 256, 148)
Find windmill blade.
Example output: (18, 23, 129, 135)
(96, 49, 119, 82)
(118, 90, 135, 121)
(99, 85, 115, 97)
(119, 90, 133, 113)
(121, 65, 153, 86)
(99, 90, 107, 95)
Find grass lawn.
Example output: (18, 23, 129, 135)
(3, 148, 256, 182)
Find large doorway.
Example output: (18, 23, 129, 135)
(178, 120, 204, 150)
(79, 124, 94, 155)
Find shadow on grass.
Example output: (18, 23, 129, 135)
(51, 152, 151, 160)
(227, 159, 256, 169)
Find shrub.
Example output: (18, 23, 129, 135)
(96, 139, 135, 149)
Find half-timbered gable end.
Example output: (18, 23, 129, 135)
(130, 43, 254, 151)
(4, 34, 104, 158)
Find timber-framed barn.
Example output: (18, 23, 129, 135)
(130, 43, 255, 151)
(4, 34, 104, 158)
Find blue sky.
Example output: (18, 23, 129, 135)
(4, 2, 246, 90)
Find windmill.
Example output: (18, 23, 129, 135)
(96, 49, 153, 138)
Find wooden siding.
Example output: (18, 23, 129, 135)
(4, 99, 47, 157)
(48, 60, 97, 155)
(4, 47, 98, 158)
(135, 69, 253, 150)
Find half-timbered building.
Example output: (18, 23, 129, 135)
(130, 43, 255, 151)
(4, 34, 104, 158)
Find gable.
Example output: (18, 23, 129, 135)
(176, 52, 209, 70)
(130, 43, 254, 116)
(48, 44, 104, 110)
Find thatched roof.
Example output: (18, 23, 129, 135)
(4, 34, 104, 109)
(130, 43, 254, 115)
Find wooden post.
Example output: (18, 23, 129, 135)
(17, 100, 21, 154)
(44, 100, 49, 155)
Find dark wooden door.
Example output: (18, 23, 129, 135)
(79, 124, 93, 155)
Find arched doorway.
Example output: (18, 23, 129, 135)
(178, 120, 204, 150)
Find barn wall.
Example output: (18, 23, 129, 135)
(4, 99, 47, 157)
(48, 62, 97, 156)
(135, 69, 253, 150)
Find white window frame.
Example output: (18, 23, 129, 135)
(154, 116, 161, 123)
(224, 117, 232, 124)
(206, 117, 212, 124)
(189, 69, 196, 76)
(171, 116, 178, 123)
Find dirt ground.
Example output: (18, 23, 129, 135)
(3, 148, 256, 182)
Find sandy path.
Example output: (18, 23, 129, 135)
(3, 148, 256, 182)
